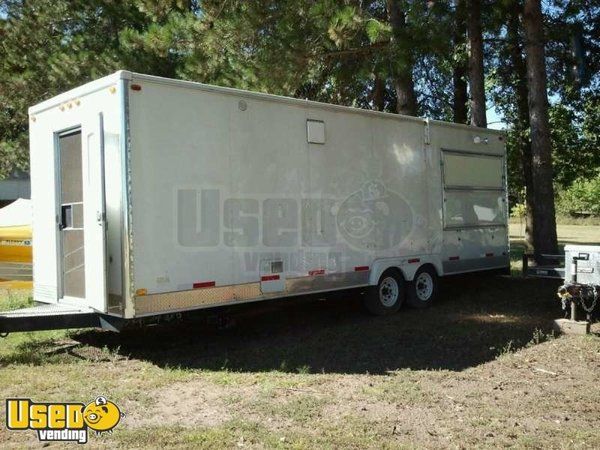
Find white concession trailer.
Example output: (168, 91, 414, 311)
(0, 71, 509, 332)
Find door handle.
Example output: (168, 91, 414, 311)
(60, 205, 72, 230)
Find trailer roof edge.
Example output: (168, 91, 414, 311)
(28, 71, 131, 115)
(129, 72, 506, 135)
(28, 70, 504, 136)
(129, 72, 430, 125)
(427, 118, 505, 135)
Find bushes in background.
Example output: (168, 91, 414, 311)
(556, 173, 600, 217)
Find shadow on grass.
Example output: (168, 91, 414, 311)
(73, 273, 563, 374)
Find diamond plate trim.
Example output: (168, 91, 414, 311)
(133, 271, 369, 317)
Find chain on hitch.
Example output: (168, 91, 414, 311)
(557, 283, 599, 321)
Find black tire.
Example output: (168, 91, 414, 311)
(363, 269, 405, 316)
(407, 265, 438, 308)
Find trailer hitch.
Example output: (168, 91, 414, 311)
(557, 283, 599, 321)
(557, 256, 599, 323)
(0, 304, 127, 334)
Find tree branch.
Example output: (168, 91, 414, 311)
(316, 41, 390, 59)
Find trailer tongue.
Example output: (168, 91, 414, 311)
(0, 304, 123, 334)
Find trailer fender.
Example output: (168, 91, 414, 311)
(369, 257, 442, 285)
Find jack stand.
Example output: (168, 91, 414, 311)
(554, 256, 594, 335)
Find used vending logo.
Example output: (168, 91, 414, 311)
(177, 181, 416, 251)
(6, 396, 123, 444)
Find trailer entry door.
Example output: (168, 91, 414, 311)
(57, 116, 108, 312)
(82, 116, 109, 312)
(58, 130, 86, 299)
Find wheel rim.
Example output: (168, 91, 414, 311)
(379, 277, 399, 307)
(415, 272, 434, 301)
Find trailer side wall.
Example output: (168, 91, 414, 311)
(128, 77, 444, 316)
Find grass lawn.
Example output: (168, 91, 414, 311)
(510, 222, 600, 247)
(509, 223, 600, 275)
(0, 225, 599, 448)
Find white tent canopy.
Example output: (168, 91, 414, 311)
(0, 198, 32, 227)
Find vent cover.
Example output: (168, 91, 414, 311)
(307, 119, 325, 144)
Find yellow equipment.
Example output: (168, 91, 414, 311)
(0, 199, 32, 283)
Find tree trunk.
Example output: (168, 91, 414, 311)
(507, 1, 534, 250)
(453, 0, 468, 124)
(373, 74, 385, 111)
(387, 0, 418, 116)
(467, 0, 486, 127)
(523, 0, 558, 260)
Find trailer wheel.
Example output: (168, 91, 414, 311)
(407, 265, 438, 308)
(364, 270, 405, 316)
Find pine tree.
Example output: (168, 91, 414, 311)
(452, 0, 468, 124)
(0, 0, 146, 178)
(467, 0, 487, 127)
(523, 0, 559, 260)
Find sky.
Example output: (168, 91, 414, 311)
(487, 108, 506, 130)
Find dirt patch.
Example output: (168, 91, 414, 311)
(115, 334, 599, 448)
(125, 381, 233, 428)
(113, 337, 600, 448)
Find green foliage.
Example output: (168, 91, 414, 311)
(550, 100, 600, 188)
(0, 137, 29, 177)
(556, 174, 600, 217)
(501, 124, 529, 201)
(0, 0, 148, 178)
(365, 19, 390, 43)
(0, 0, 598, 193)
(489, 0, 600, 201)
(510, 202, 527, 219)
